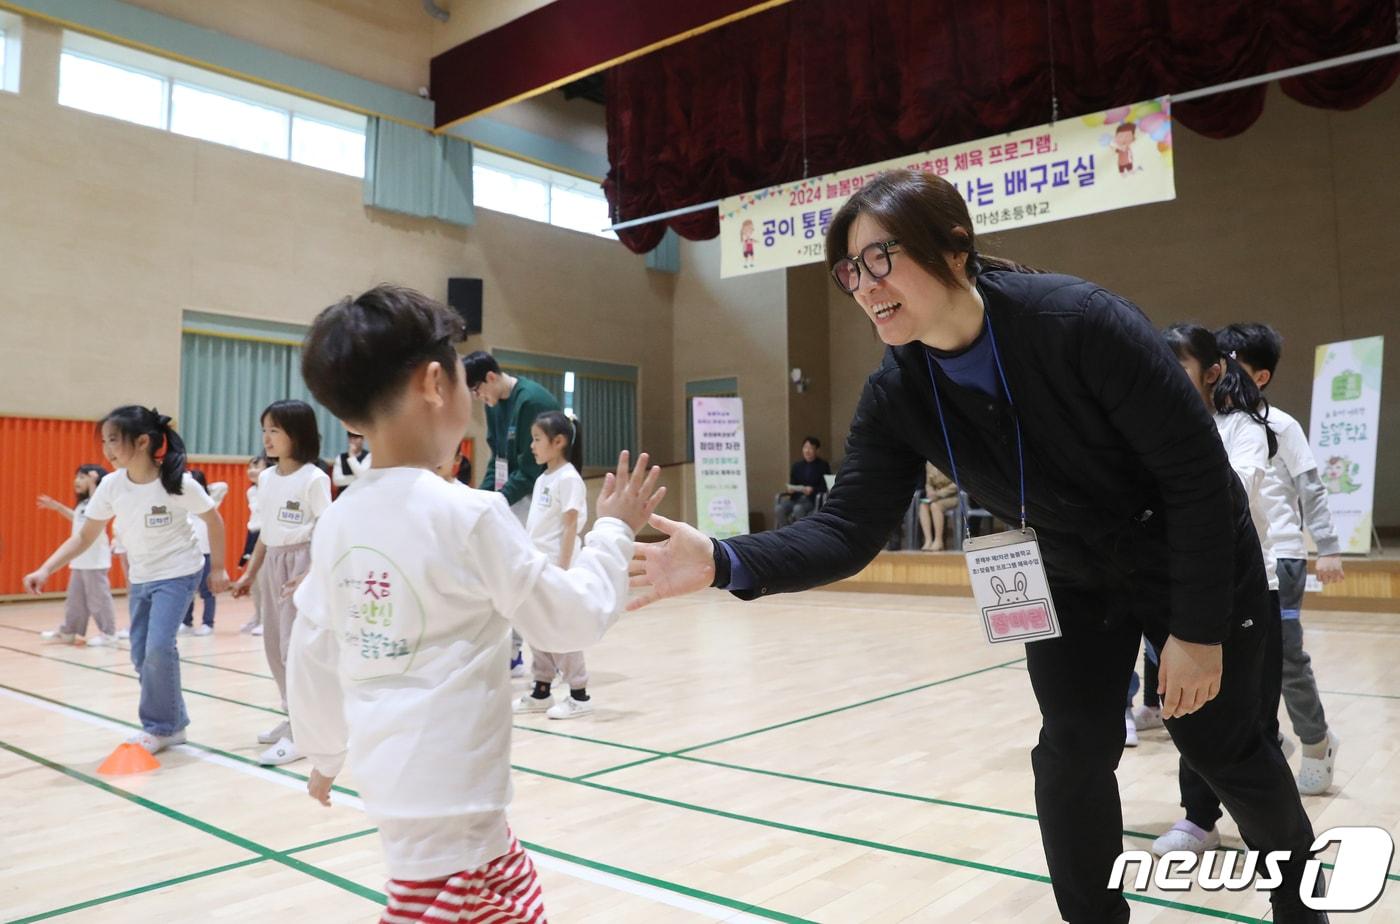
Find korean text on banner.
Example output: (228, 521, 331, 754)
(692, 397, 750, 539)
(1308, 336, 1384, 553)
(720, 97, 1175, 278)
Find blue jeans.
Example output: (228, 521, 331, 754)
(128, 572, 199, 736)
(182, 554, 215, 627)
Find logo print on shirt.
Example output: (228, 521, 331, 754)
(277, 500, 305, 524)
(145, 505, 172, 529)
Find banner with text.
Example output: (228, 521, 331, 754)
(1309, 336, 1384, 554)
(720, 98, 1175, 278)
(692, 397, 750, 539)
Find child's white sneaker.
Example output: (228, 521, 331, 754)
(513, 693, 553, 714)
(251, 625, 264, 636)
(177, 625, 193, 637)
(258, 720, 291, 745)
(258, 737, 301, 766)
(116, 628, 130, 640)
(546, 697, 593, 720)
(1298, 732, 1339, 795)
(1151, 820, 1220, 857)
(193, 625, 213, 637)
(239, 620, 258, 635)
(1124, 708, 1139, 748)
(85, 634, 118, 647)
(126, 729, 186, 755)
(40, 629, 76, 643)
(1132, 705, 1163, 730)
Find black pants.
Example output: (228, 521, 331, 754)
(1181, 590, 1284, 831)
(1026, 582, 1320, 923)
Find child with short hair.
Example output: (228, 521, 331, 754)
(231, 400, 331, 766)
(25, 407, 226, 754)
(179, 468, 228, 637)
(290, 284, 663, 924)
(1217, 322, 1343, 794)
(36, 464, 118, 646)
(514, 411, 594, 719)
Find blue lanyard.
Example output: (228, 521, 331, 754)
(923, 307, 1027, 537)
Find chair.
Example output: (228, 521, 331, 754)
(947, 491, 997, 551)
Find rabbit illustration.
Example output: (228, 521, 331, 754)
(990, 572, 1029, 604)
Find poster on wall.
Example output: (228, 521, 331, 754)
(692, 397, 750, 539)
(719, 97, 1176, 278)
(1308, 336, 1384, 554)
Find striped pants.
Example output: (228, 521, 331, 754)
(381, 835, 546, 924)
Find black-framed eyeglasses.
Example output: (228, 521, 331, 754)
(831, 239, 900, 294)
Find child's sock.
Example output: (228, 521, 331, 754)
(570, 688, 590, 702)
(531, 681, 552, 700)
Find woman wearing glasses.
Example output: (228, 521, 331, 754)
(630, 169, 1322, 923)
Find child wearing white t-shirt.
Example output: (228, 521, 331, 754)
(36, 464, 117, 646)
(25, 406, 226, 755)
(1159, 324, 1283, 858)
(289, 285, 663, 924)
(180, 469, 228, 636)
(232, 400, 331, 767)
(514, 411, 595, 720)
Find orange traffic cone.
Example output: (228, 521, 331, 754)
(97, 742, 161, 775)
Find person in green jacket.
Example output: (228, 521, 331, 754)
(463, 351, 564, 676)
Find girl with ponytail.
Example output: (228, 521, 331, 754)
(514, 411, 597, 719)
(24, 405, 226, 755)
(1157, 324, 1286, 857)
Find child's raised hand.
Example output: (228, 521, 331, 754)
(596, 451, 666, 533)
(307, 769, 335, 807)
(36, 494, 58, 510)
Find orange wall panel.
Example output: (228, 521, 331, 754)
(0, 416, 261, 595)
(0, 416, 121, 596)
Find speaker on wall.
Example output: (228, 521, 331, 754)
(447, 277, 483, 338)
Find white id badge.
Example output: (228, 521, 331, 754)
(495, 458, 509, 488)
(963, 527, 1061, 645)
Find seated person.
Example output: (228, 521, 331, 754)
(918, 462, 958, 551)
(775, 436, 832, 528)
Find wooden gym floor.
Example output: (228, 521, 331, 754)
(1, 590, 1397, 923)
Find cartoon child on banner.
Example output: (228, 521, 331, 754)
(1322, 456, 1363, 495)
(1111, 122, 1137, 174)
(740, 219, 756, 269)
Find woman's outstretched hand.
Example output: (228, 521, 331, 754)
(627, 514, 717, 611)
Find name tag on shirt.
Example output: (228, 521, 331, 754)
(496, 459, 509, 488)
(963, 528, 1061, 645)
(145, 507, 172, 529)
(277, 503, 305, 525)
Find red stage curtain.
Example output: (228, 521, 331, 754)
(603, 0, 1400, 253)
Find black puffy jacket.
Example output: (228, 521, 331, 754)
(725, 269, 1259, 645)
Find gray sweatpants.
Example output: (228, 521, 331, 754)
(1277, 557, 1329, 746)
(258, 542, 311, 712)
(531, 648, 588, 689)
(62, 568, 116, 637)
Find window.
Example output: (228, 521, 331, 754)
(292, 115, 366, 177)
(57, 33, 365, 177)
(0, 14, 21, 93)
(59, 52, 166, 128)
(472, 148, 615, 238)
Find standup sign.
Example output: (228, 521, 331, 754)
(1308, 336, 1384, 553)
(692, 397, 750, 539)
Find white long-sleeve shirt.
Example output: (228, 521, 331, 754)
(1215, 412, 1277, 591)
(1263, 406, 1342, 560)
(286, 466, 634, 879)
